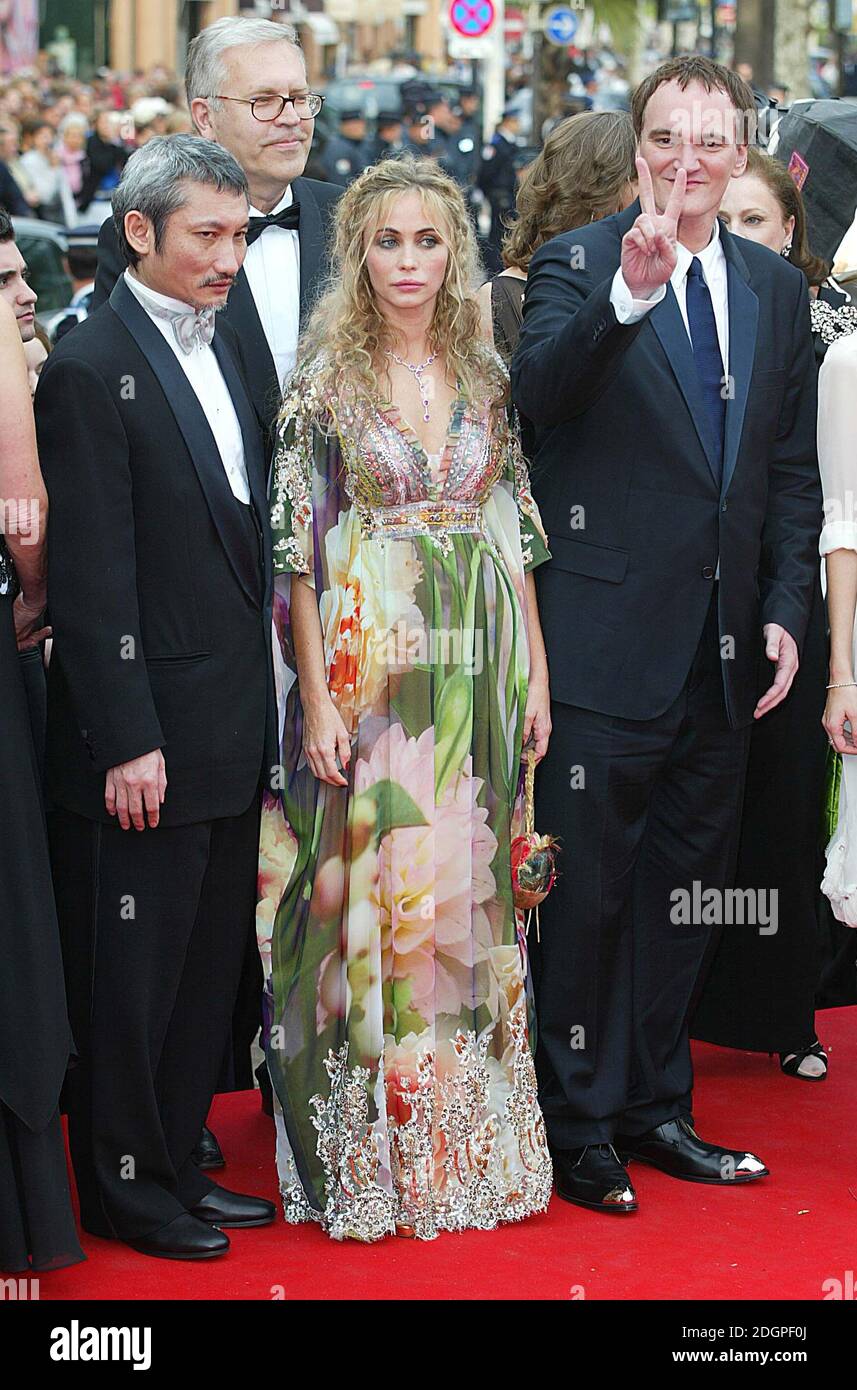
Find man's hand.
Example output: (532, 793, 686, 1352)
(621, 158, 687, 298)
(754, 624, 799, 719)
(13, 592, 51, 650)
(105, 749, 167, 830)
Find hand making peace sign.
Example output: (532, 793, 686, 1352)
(621, 157, 687, 299)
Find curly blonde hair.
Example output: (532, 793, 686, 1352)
(285, 156, 508, 427)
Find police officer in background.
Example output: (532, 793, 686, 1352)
(452, 88, 480, 188)
(364, 111, 404, 165)
(427, 93, 472, 189)
(477, 108, 521, 270)
(402, 104, 438, 159)
(320, 108, 369, 184)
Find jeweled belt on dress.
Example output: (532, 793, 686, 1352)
(372, 499, 485, 541)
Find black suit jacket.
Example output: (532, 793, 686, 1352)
(37, 275, 277, 826)
(512, 201, 822, 730)
(91, 175, 342, 438)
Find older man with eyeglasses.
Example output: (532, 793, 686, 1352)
(92, 16, 341, 440)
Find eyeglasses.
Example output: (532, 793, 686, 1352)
(212, 92, 324, 122)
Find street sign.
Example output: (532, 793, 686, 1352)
(543, 6, 579, 46)
(449, 0, 496, 39)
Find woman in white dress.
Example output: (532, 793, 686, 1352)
(820, 330, 857, 928)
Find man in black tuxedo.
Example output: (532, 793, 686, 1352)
(91, 15, 342, 442)
(39, 135, 277, 1260)
(512, 57, 821, 1213)
(92, 17, 342, 1149)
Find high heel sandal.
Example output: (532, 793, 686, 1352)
(776, 1037, 828, 1081)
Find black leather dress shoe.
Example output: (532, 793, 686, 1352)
(126, 1213, 230, 1261)
(615, 1116, 769, 1184)
(189, 1185, 276, 1228)
(191, 1124, 226, 1171)
(553, 1144, 638, 1212)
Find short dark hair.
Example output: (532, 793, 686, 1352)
(632, 56, 756, 146)
(0, 209, 14, 243)
(112, 134, 248, 269)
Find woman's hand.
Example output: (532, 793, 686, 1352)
(522, 671, 551, 763)
(303, 690, 352, 786)
(13, 591, 51, 651)
(823, 683, 857, 754)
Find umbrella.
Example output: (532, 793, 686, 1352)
(771, 98, 857, 264)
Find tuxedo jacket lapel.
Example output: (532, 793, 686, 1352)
(108, 276, 262, 608)
(293, 176, 322, 323)
(721, 228, 759, 497)
(222, 269, 280, 430)
(212, 332, 272, 594)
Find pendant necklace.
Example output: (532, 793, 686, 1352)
(385, 348, 437, 422)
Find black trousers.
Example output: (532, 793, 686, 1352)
(531, 595, 752, 1149)
(50, 792, 262, 1240)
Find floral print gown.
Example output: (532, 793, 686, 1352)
(257, 362, 554, 1241)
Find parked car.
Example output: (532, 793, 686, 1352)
(11, 217, 72, 316)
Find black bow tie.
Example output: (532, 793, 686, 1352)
(245, 201, 301, 245)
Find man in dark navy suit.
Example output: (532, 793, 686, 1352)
(39, 137, 277, 1260)
(513, 57, 821, 1213)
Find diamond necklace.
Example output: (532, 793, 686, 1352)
(384, 348, 437, 422)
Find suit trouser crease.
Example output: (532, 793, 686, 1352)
(52, 794, 261, 1239)
(531, 596, 751, 1149)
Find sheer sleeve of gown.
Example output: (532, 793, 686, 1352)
(818, 332, 857, 927)
(819, 332, 857, 557)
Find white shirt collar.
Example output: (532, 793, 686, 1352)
(672, 216, 724, 288)
(248, 184, 294, 219)
(124, 268, 197, 316)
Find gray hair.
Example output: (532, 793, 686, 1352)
(185, 16, 303, 118)
(112, 134, 248, 269)
(58, 112, 89, 136)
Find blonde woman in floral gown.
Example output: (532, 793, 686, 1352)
(257, 157, 553, 1242)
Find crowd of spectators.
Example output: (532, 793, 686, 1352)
(0, 59, 192, 227)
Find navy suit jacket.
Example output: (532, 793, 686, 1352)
(512, 199, 822, 729)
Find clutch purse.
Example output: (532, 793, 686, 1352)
(511, 746, 559, 936)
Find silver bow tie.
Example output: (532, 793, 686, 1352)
(145, 299, 216, 354)
(170, 306, 216, 354)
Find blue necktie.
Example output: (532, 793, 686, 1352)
(685, 256, 726, 481)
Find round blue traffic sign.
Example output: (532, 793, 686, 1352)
(544, 6, 579, 45)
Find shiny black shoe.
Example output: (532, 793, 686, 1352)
(615, 1116, 769, 1184)
(191, 1124, 226, 1171)
(188, 1185, 276, 1228)
(553, 1144, 638, 1213)
(126, 1213, 230, 1261)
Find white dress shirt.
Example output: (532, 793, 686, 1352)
(609, 216, 729, 373)
(242, 184, 301, 391)
(124, 270, 251, 504)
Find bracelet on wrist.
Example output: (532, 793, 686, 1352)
(826, 681, 857, 689)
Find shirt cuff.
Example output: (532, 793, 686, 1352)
(609, 268, 667, 324)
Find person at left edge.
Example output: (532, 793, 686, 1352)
(91, 15, 343, 443)
(37, 135, 277, 1261)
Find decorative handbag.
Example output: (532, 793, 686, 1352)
(511, 746, 559, 937)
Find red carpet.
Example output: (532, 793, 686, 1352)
(37, 1007, 856, 1301)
